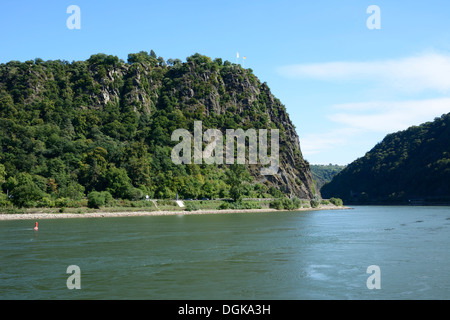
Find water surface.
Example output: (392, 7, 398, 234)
(1, 206, 449, 299)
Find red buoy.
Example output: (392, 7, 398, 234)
(34, 222, 38, 231)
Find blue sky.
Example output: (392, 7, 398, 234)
(1, 0, 450, 165)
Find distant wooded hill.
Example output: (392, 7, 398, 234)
(321, 113, 450, 204)
(310, 164, 345, 192)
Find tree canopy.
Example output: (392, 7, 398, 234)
(0, 51, 313, 208)
(321, 113, 450, 204)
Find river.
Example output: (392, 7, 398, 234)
(0, 206, 449, 299)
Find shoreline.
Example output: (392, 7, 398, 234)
(0, 206, 351, 221)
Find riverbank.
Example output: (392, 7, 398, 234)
(0, 205, 351, 220)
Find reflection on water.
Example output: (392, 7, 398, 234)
(0, 206, 449, 299)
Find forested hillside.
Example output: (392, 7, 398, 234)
(0, 51, 314, 208)
(321, 113, 450, 204)
(310, 164, 345, 191)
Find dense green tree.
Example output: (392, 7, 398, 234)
(78, 147, 109, 192)
(104, 165, 133, 199)
(0, 164, 6, 186)
(9, 173, 45, 208)
(226, 164, 252, 202)
(59, 181, 85, 200)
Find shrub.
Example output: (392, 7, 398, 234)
(0, 193, 11, 207)
(185, 202, 200, 211)
(329, 197, 343, 207)
(230, 201, 262, 209)
(269, 199, 284, 210)
(310, 195, 321, 208)
(219, 201, 262, 210)
(102, 191, 114, 206)
(158, 199, 175, 206)
(128, 187, 144, 201)
(37, 197, 55, 208)
(87, 191, 103, 209)
(55, 197, 69, 207)
(87, 191, 113, 209)
(268, 186, 284, 198)
(282, 198, 296, 210)
(291, 197, 302, 209)
(270, 197, 302, 211)
(65, 199, 86, 208)
(218, 202, 229, 210)
(128, 200, 154, 208)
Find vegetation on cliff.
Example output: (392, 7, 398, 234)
(0, 51, 314, 208)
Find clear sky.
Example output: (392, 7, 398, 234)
(1, 0, 450, 165)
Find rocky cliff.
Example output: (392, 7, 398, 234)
(0, 51, 314, 199)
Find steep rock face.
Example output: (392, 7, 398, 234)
(156, 55, 313, 198)
(0, 52, 314, 199)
